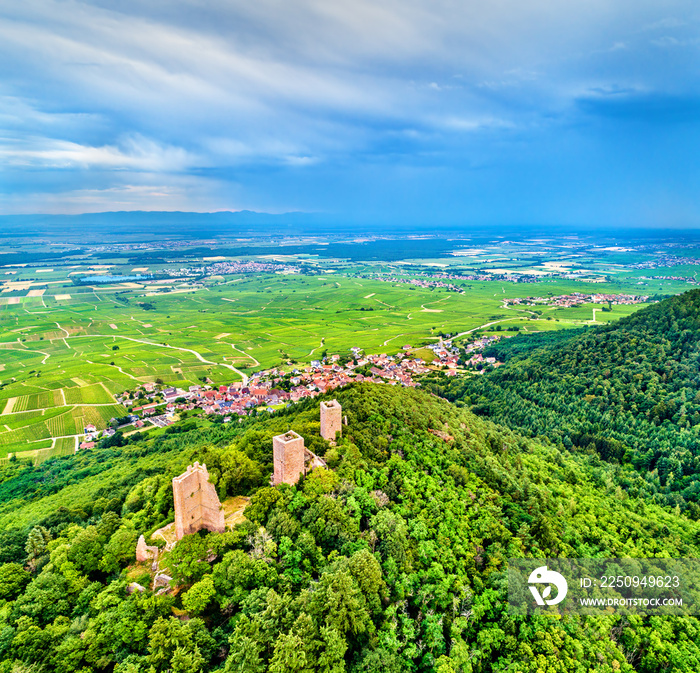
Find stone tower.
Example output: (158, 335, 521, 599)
(172, 462, 225, 541)
(320, 399, 342, 442)
(272, 431, 305, 486)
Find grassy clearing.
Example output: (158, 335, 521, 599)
(412, 348, 436, 362)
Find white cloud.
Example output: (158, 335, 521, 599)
(0, 135, 197, 172)
(434, 116, 515, 132)
(0, 174, 246, 214)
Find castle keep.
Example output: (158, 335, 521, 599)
(272, 431, 306, 486)
(172, 462, 225, 540)
(271, 400, 340, 485)
(272, 426, 328, 486)
(320, 399, 343, 442)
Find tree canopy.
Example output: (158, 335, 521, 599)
(1, 348, 700, 670)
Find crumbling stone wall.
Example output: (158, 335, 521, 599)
(172, 462, 225, 540)
(135, 534, 158, 563)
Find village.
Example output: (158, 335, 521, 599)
(629, 254, 700, 270)
(79, 334, 504, 446)
(504, 291, 649, 308)
(358, 274, 467, 293)
(358, 269, 540, 291)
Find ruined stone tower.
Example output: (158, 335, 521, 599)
(320, 399, 342, 442)
(172, 462, 225, 541)
(135, 535, 158, 564)
(272, 431, 306, 486)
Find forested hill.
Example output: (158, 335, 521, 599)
(1, 384, 700, 671)
(435, 289, 700, 513)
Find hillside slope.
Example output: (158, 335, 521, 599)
(0, 384, 698, 671)
(435, 289, 700, 512)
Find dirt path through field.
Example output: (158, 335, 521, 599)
(383, 334, 405, 346)
(308, 339, 324, 357)
(67, 334, 245, 380)
(0, 343, 51, 365)
(230, 345, 259, 382)
(500, 300, 540, 317)
(55, 322, 72, 350)
(108, 363, 139, 380)
(452, 317, 528, 339)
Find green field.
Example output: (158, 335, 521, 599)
(0, 403, 126, 457)
(1, 239, 693, 453)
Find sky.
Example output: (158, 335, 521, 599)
(1, 0, 699, 227)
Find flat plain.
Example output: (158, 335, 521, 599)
(1, 231, 698, 457)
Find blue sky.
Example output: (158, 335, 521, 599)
(1, 0, 699, 227)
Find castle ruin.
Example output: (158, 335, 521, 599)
(272, 430, 327, 486)
(135, 534, 159, 565)
(172, 462, 225, 540)
(272, 431, 306, 486)
(320, 399, 342, 442)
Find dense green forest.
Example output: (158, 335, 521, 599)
(1, 383, 699, 671)
(432, 290, 700, 514)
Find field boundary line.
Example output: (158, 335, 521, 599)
(99, 382, 117, 401)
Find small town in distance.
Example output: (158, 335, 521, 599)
(78, 333, 504, 448)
